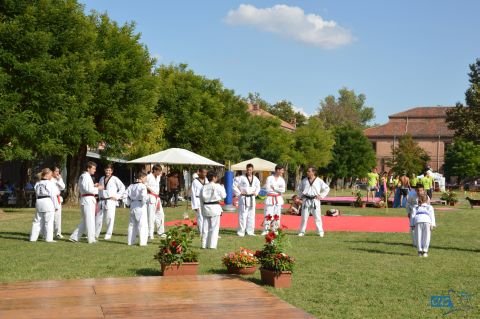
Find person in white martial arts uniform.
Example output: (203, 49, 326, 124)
(297, 167, 330, 237)
(410, 193, 436, 257)
(191, 168, 209, 236)
(69, 161, 103, 244)
(95, 164, 125, 240)
(146, 164, 164, 240)
(406, 184, 430, 247)
(233, 163, 260, 237)
(200, 171, 226, 249)
(30, 168, 59, 242)
(261, 165, 286, 236)
(51, 166, 65, 239)
(125, 172, 149, 246)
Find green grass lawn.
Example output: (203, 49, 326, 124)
(0, 198, 478, 319)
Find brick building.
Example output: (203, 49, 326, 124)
(247, 104, 296, 132)
(364, 107, 455, 173)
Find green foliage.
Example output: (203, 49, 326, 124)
(317, 87, 375, 129)
(255, 229, 295, 272)
(444, 138, 480, 181)
(440, 190, 458, 204)
(386, 134, 430, 176)
(222, 247, 258, 268)
(292, 117, 334, 169)
(268, 100, 307, 127)
(446, 58, 480, 142)
(154, 222, 199, 265)
(325, 125, 376, 178)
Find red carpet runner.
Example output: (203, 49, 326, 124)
(166, 213, 409, 233)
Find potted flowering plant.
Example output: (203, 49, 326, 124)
(440, 190, 458, 206)
(354, 190, 366, 208)
(154, 221, 199, 276)
(255, 226, 295, 288)
(222, 247, 258, 275)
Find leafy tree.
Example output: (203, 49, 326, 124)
(385, 134, 430, 176)
(155, 64, 249, 162)
(0, 1, 159, 201)
(317, 87, 375, 129)
(325, 125, 376, 180)
(268, 100, 307, 127)
(446, 59, 480, 142)
(245, 92, 270, 110)
(444, 139, 480, 183)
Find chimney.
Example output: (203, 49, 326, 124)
(252, 103, 259, 111)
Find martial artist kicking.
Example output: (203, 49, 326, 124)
(200, 171, 226, 249)
(146, 164, 164, 239)
(298, 167, 330, 237)
(30, 168, 59, 242)
(191, 168, 209, 236)
(410, 193, 436, 257)
(51, 166, 65, 239)
(261, 165, 286, 236)
(70, 161, 103, 244)
(95, 164, 125, 240)
(125, 172, 149, 246)
(233, 163, 260, 237)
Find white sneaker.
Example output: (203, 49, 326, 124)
(56, 234, 64, 239)
(237, 233, 245, 237)
(69, 238, 78, 243)
(423, 253, 428, 258)
(319, 232, 325, 238)
(298, 233, 305, 237)
(247, 233, 256, 236)
(261, 231, 268, 236)
(104, 236, 111, 241)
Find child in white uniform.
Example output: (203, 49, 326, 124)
(410, 194, 436, 257)
(125, 172, 148, 246)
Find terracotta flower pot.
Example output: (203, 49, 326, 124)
(161, 262, 199, 276)
(226, 265, 257, 275)
(260, 268, 292, 288)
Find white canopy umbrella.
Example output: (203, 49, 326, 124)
(128, 148, 223, 166)
(231, 157, 276, 172)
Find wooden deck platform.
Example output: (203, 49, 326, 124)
(0, 275, 314, 319)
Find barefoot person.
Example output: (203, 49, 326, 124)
(233, 163, 261, 237)
(200, 171, 226, 249)
(70, 161, 104, 244)
(30, 168, 59, 243)
(95, 164, 125, 240)
(261, 165, 286, 236)
(125, 172, 149, 246)
(298, 167, 330, 237)
(51, 166, 65, 239)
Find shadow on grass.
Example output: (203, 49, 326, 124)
(134, 268, 161, 276)
(350, 247, 412, 256)
(347, 240, 480, 253)
(0, 231, 30, 241)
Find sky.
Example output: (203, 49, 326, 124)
(81, 0, 480, 124)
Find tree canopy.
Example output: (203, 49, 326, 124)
(385, 134, 430, 176)
(317, 87, 375, 129)
(446, 59, 480, 142)
(444, 139, 480, 182)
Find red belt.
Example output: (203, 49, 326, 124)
(148, 191, 161, 209)
(267, 194, 280, 205)
(148, 191, 159, 198)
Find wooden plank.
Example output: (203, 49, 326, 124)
(0, 306, 104, 319)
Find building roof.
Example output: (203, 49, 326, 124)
(247, 104, 296, 132)
(364, 106, 455, 138)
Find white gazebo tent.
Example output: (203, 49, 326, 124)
(231, 157, 276, 172)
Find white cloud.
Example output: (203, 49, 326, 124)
(292, 105, 309, 117)
(225, 4, 353, 49)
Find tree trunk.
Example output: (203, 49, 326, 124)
(65, 145, 87, 205)
(295, 165, 302, 191)
(17, 160, 33, 207)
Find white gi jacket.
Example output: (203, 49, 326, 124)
(35, 179, 60, 212)
(410, 203, 436, 227)
(191, 178, 209, 210)
(233, 175, 261, 207)
(99, 175, 125, 208)
(298, 177, 330, 208)
(52, 176, 65, 203)
(200, 182, 226, 217)
(264, 175, 286, 206)
(78, 172, 98, 206)
(146, 173, 160, 204)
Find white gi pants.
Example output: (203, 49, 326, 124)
(95, 200, 117, 239)
(238, 195, 256, 236)
(195, 208, 204, 236)
(299, 199, 324, 234)
(202, 215, 220, 249)
(30, 211, 54, 242)
(53, 204, 62, 236)
(70, 201, 96, 243)
(128, 204, 148, 246)
(264, 204, 282, 232)
(155, 204, 165, 235)
(414, 222, 431, 253)
(147, 196, 159, 239)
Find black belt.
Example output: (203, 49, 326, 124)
(37, 196, 50, 199)
(100, 198, 112, 201)
(204, 201, 220, 205)
(303, 195, 317, 200)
